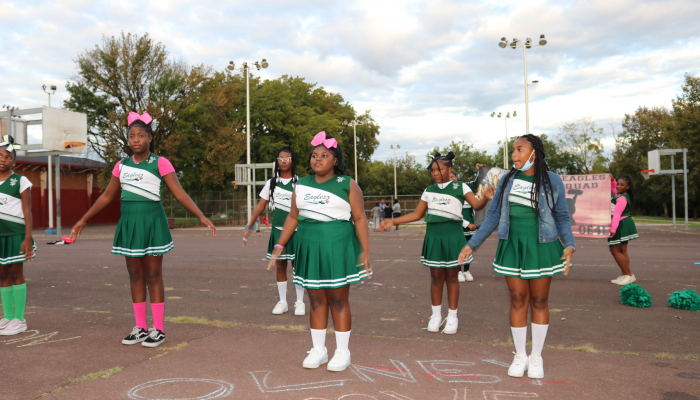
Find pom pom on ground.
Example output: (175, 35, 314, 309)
(619, 283, 653, 308)
(668, 289, 700, 311)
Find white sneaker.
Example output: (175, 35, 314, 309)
(464, 271, 474, 282)
(442, 316, 458, 334)
(0, 319, 27, 336)
(527, 354, 544, 379)
(615, 275, 636, 286)
(327, 349, 352, 371)
(0, 318, 11, 330)
(458, 271, 466, 282)
(272, 301, 288, 315)
(611, 275, 624, 284)
(303, 347, 328, 369)
(294, 301, 306, 316)
(427, 314, 444, 332)
(507, 353, 528, 377)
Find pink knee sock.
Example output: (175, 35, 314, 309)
(133, 302, 147, 331)
(151, 302, 164, 332)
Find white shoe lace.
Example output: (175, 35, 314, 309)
(129, 326, 142, 336)
(441, 317, 457, 333)
(307, 347, 325, 357)
(511, 352, 527, 365)
(147, 328, 160, 339)
(428, 314, 444, 327)
(331, 349, 350, 361)
(529, 355, 542, 367)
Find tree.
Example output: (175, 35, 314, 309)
(670, 73, 700, 219)
(557, 117, 608, 174)
(360, 153, 432, 196)
(491, 134, 580, 175)
(426, 141, 495, 182)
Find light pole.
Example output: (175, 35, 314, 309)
(343, 119, 364, 183)
(227, 59, 269, 225)
(390, 144, 401, 200)
(42, 85, 57, 107)
(491, 111, 517, 169)
(498, 35, 547, 134)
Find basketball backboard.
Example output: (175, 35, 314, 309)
(647, 150, 660, 175)
(41, 107, 87, 154)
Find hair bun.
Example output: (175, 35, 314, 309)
(434, 152, 442, 159)
(446, 151, 455, 160)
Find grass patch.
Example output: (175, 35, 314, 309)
(546, 344, 565, 350)
(610, 351, 620, 354)
(653, 353, 674, 359)
(164, 316, 236, 328)
(84, 310, 111, 314)
(70, 367, 124, 384)
(570, 343, 599, 353)
(73, 307, 84, 311)
(624, 352, 638, 356)
(327, 328, 335, 334)
(164, 287, 174, 291)
(103, 283, 113, 286)
(160, 342, 188, 352)
(550, 309, 565, 314)
(684, 355, 699, 360)
(256, 324, 306, 332)
(380, 318, 398, 321)
(167, 296, 182, 300)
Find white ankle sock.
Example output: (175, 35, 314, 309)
(295, 284, 304, 303)
(431, 304, 441, 316)
(511, 326, 527, 356)
(448, 309, 457, 318)
(531, 323, 549, 357)
(310, 328, 326, 351)
(277, 282, 287, 302)
(335, 330, 351, 351)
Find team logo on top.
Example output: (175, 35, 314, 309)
(147, 156, 155, 164)
(0, 197, 8, 205)
(336, 176, 346, 183)
(452, 182, 459, 190)
(122, 172, 144, 182)
(304, 193, 330, 205)
(9, 178, 18, 187)
(432, 197, 451, 206)
(276, 191, 292, 201)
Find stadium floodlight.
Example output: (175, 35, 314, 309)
(261, 59, 269, 68)
(390, 144, 401, 200)
(343, 119, 365, 182)
(539, 34, 547, 46)
(42, 84, 57, 107)
(525, 38, 532, 48)
(491, 110, 518, 168)
(499, 37, 507, 48)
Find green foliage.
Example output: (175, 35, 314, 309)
(668, 289, 700, 311)
(360, 153, 432, 196)
(670, 73, 700, 214)
(619, 283, 653, 308)
(556, 117, 608, 174)
(427, 140, 495, 182)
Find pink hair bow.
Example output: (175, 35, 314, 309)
(127, 111, 153, 126)
(310, 131, 337, 149)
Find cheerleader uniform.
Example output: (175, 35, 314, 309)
(420, 181, 474, 268)
(111, 155, 174, 257)
(292, 175, 369, 289)
(261, 177, 297, 261)
(608, 193, 638, 246)
(0, 173, 35, 335)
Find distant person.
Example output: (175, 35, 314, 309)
(450, 171, 477, 283)
(608, 175, 638, 286)
(370, 202, 381, 232)
(379, 199, 387, 221)
(392, 199, 401, 231)
(70, 112, 216, 348)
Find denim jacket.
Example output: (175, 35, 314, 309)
(467, 171, 576, 252)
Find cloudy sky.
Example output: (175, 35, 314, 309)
(2, 0, 699, 163)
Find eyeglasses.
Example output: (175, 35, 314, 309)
(277, 157, 292, 162)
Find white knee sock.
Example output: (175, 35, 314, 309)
(310, 328, 327, 351)
(431, 304, 441, 317)
(295, 284, 304, 303)
(531, 323, 549, 357)
(277, 282, 287, 303)
(511, 326, 527, 356)
(335, 330, 351, 351)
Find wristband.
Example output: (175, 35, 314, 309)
(274, 244, 285, 250)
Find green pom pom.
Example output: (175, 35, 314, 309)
(619, 283, 653, 308)
(668, 289, 700, 311)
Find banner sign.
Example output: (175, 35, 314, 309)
(473, 167, 611, 238)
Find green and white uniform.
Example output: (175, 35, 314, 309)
(462, 180, 479, 239)
(112, 155, 174, 257)
(608, 193, 638, 246)
(421, 181, 473, 268)
(492, 172, 565, 279)
(292, 175, 368, 289)
(260, 177, 296, 260)
(0, 173, 36, 265)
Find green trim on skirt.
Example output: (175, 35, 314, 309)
(421, 222, 472, 268)
(493, 216, 565, 279)
(267, 228, 296, 260)
(292, 220, 369, 289)
(0, 234, 36, 265)
(608, 217, 638, 246)
(112, 202, 173, 257)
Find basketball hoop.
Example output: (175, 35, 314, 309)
(641, 169, 654, 180)
(64, 141, 86, 148)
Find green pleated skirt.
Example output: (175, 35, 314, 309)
(493, 217, 565, 279)
(421, 221, 472, 268)
(112, 202, 173, 257)
(292, 220, 368, 289)
(608, 217, 638, 246)
(0, 234, 36, 265)
(267, 228, 296, 261)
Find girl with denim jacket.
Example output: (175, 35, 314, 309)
(458, 134, 575, 381)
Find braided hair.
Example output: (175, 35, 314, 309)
(306, 134, 350, 176)
(269, 146, 298, 209)
(127, 119, 155, 153)
(427, 151, 455, 188)
(494, 134, 556, 219)
(617, 175, 635, 211)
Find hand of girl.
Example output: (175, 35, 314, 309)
(20, 238, 34, 262)
(379, 219, 392, 231)
(484, 185, 495, 199)
(561, 247, 574, 275)
(468, 223, 476, 230)
(458, 245, 473, 265)
(361, 252, 372, 279)
(200, 217, 217, 237)
(242, 227, 250, 246)
(267, 247, 283, 270)
(608, 231, 616, 238)
(70, 220, 88, 241)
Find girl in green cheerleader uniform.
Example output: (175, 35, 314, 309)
(268, 131, 371, 372)
(0, 136, 35, 336)
(70, 112, 215, 348)
(608, 175, 638, 286)
(450, 170, 479, 283)
(382, 152, 491, 335)
(243, 146, 305, 316)
(458, 134, 576, 380)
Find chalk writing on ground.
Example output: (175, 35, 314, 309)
(127, 378, 233, 400)
(0, 330, 81, 347)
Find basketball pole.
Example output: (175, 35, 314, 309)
(55, 154, 61, 241)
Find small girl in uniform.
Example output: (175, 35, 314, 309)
(243, 146, 305, 315)
(382, 152, 491, 334)
(0, 136, 36, 336)
(269, 131, 371, 372)
(458, 134, 575, 380)
(450, 171, 478, 283)
(71, 112, 215, 348)
(608, 175, 638, 286)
